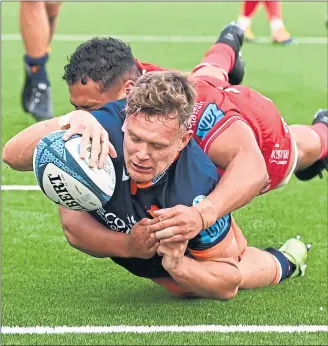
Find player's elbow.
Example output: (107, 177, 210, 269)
(2, 143, 17, 169)
(255, 157, 269, 187)
(61, 219, 79, 250)
(59, 208, 80, 249)
(245, 151, 269, 193)
(2, 141, 30, 171)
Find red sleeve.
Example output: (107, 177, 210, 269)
(135, 59, 169, 74)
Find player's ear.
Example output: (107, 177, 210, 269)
(178, 130, 193, 151)
(124, 80, 135, 95)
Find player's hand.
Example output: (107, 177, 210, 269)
(149, 205, 203, 243)
(157, 240, 188, 272)
(127, 218, 160, 259)
(61, 110, 117, 168)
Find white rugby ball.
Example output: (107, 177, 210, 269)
(33, 130, 116, 211)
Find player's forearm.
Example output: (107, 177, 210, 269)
(2, 117, 62, 171)
(59, 207, 130, 258)
(168, 256, 241, 300)
(206, 151, 268, 219)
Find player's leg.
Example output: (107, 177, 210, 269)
(45, 2, 62, 43)
(20, 1, 54, 121)
(239, 238, 309, 289)
(262, 1, 293, 45)
(228, 218, 309, 289)
(236, 1, 260, 41)
(192, 23, 245, 85)
(290, 109, 328, 180)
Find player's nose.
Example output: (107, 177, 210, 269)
(135, 144, 150, 161)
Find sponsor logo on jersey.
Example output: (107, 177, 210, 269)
(189, 101, 205, 129)
(269, 144, 289, 165)
(196, 103, 224, 140)
(151, 168, 168, 184)
(96, 207, 136, 233)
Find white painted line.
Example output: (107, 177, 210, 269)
(2, 325, 328, 334)
(1, 34, 327, 45)
(1, 185, 40, 191)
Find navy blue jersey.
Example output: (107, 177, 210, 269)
(88, 100, 231, 279)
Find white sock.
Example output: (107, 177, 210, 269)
(270, 18, 284, 34)
(236, 15, 251, 31)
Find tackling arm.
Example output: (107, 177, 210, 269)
(205, 120, 269, 219)
(2, 117, 63, 171)
(2, 110, 116, 171)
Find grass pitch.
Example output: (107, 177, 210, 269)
(1, 2, 327, 345)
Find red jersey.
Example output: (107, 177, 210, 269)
(137, 62, 293, 192)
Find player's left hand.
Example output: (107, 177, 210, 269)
(149, 205, 203, 243)
(157, 240, 188, 272)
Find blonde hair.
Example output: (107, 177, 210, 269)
(126, 71, 196, 129)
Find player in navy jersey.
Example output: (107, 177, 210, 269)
(3, 70, 309, 299)
(79, 72, 241, 299)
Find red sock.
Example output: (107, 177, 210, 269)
(262, 1, 282, 20)
(193, 43, 235, 78)
(311, 123, 328, 159)
(241, 1, 260, 17)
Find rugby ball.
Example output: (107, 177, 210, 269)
(33, 130, 116, 211)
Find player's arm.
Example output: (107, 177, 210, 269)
(158, 241, 241, 300)
(205, 120, 269, 218)
(2, 117, 64, 171)
(2, 110, 116, 171)
(150, 120, 268, 243)
(60, 207, 159, 259)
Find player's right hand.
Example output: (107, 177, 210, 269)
(61, 110, 117, 168)
(127, 218, 160, 259)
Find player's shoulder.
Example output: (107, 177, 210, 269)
(91, 99, 126, 148)
(165, 139, 219, 207)
(91, 99, 126, 130)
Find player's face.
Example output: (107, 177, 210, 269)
(68, 80, 115, 112)
(123, 113, 193, 183)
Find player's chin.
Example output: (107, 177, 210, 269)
(128, 165, 154, 183)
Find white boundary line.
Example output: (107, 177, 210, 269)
(1, 34, 327, 44)
(1, 185, 40, 191)
(2, 325, 328, 334)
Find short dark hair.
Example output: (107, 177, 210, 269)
(62, 37, 140, 89)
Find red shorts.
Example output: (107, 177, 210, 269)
(191, 76, 295, 192)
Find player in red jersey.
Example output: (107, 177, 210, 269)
(148, 25, 327, 243)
